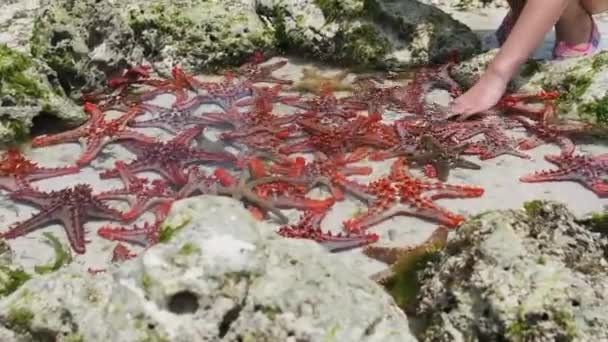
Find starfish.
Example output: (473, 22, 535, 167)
(179, 73, 253, 112)
(269, 149, 373, 201)
(97, 161, 177, 221)
(0, 149, 79, 192)
(292, 67, 353, 94)
(112, 243, 138, 263)
(137, 66, 203, 106)
(100, 126, 236, 186)
(3, 184, 124, 254)
(512, 115, 575, 156)
(381, 135, 480, 181)
(341, 78, 399, 115)
(286, 84, 357, 118)
(31, 103, 154, 166)
(128, 102, 214, 135)
(178, 166, 320, 224)
(277, 209, 379, 252)
(234, 52, 293, 85)
(341, 158, 484, 232)
(520, 153, 608, 197)
(81, 65, 152, 110)
(464, 129, 530, 160)
(98, 220, 161, 248)
(234, 85, 300, 107)
(280, 113, 396, 156)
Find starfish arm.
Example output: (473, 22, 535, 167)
(279, 140, 316, 155)
(25, 165, 80, 182)
(99, 159, 151, 179)
(159, 163, 189, 187)
(268, 194, 334, 211)
(115, 130, 156, 144)
(129, 119, 182, 135)
(98, 223, 158, 247)
(190, 149, 237, 164)
(240, 188, 288, 224)
(88, 199, 126, 222)
(588, 179, 608, 197)
(31, 128, 84, 147)
(0, 176, 20, 192)
(61, 207, 87, 254)
(95, 189, 133, 202)
(122, 196, 173, 221)
(1, 204, 61, 240)
(173, 126, 203, 145)
(520, 169, 579, 183)
(9, 187, 53, 207)
(76, 136, 106, 166)
(339, 165, 373, 177)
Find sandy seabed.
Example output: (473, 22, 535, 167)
(1, 8, 607, 277)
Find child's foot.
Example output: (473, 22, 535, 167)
(450, 68, 509, 117)
(553, 15, 601, 59)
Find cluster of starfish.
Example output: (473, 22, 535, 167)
(0, 51, 605, 265)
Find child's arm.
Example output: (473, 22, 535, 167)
(451, 0, 570, 115)
(490, 0, 569, 81)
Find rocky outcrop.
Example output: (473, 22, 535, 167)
(415, 201, 608, 341)
(30, 0, 480, 98)
(451, 50, 608, 132)
(0, 196, 415, 341)
(0, 44, 85, 145)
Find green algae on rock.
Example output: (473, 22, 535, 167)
(0, 44, 84, 145)
(415, 201, 608, 341)
(0, 241, 30, 299)
(33, 233, 73, 275)
(451, 50, 608, 133)
(0, 196, 415, 341)
(31, 0, 480, 96)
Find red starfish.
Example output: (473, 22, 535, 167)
(3, 184, 124, 254)
(287, 84, 357, 118)
(112, 243, 138, 263)
(100, 126, 236, 186)
(179, 73, 253, 112)
(280, 113, 395, 156)
(277, 209, 379, 252)
(234, 53, 292, 85)
(341, 78, 399, 115)
(0, 149, 79, 192)
(81, 65, 152, 110)
(138, 66, 203, 106)
(520, 153, 608, 197)
(98, 220, 161, 248)
(234, 85, 300, 107)
(97, 161, 176, 221)
(269, 149, 372, 201)
(31, 103, 154, 166)
(341, 158, 484, 232)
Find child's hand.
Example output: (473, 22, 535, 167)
(450, 67, 509, 116)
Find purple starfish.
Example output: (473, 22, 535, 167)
(97, 161, 177, 221)
(128, 102, 214, 135)
(100, 126, 237, 186)
(520, 153, 608, 197)
(3, 184, 124, 254)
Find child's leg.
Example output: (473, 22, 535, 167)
(555, 0, 593, 45)
(581, 0, 608, 14)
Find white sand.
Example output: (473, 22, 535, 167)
(1, 9, 607, 277)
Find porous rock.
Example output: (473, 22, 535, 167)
(0, 196, 415, 342)
(0, 44, 84, 145)
(415, 201, 608, 342)
(451, 49, 608, 132)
